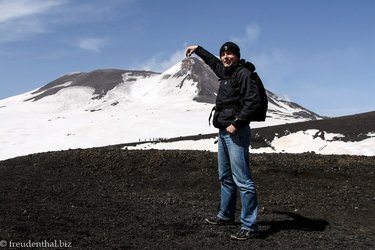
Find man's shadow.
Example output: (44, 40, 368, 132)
(257, 211, 329, 239)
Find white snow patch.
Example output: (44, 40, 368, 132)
(125, 129, 375, 156)
(125, 138, 218, 152)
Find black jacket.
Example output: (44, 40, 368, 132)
(195, 46, 261, 129)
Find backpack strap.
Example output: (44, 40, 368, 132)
(208, 106, 215, 126)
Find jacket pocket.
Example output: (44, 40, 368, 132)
(213, 109, 235, 128)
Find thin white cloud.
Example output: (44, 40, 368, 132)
(231, 22, 260, 46)
(140, 49, 185, 72)
(0, 0, 67, 42)
(76, 37, 108, 52)
(0, 18, 46, 42)
(0, 0, 66, 23)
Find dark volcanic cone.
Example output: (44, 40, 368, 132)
(25, 69, 158, 102)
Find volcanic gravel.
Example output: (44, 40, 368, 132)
(0, 148, 374, 249)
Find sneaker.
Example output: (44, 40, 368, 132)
(230, 229, 259, 241)
(205, 216, 234, 225)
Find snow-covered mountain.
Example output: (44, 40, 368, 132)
(1, 57, 323, 160)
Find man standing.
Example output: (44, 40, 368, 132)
(185, 42, 260, 240)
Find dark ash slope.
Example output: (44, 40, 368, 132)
(0, 149, 374, 249)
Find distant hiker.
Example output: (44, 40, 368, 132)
(185, 42, 261, 241)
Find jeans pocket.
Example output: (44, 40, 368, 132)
(231, 126, 250, 147)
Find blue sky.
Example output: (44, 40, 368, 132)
(0, 0, 374, 117)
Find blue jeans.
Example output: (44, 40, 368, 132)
(217, 126, 258, 231)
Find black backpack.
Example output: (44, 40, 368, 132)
(237, 61, 268, 121)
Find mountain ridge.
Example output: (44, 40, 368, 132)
(25, 69, 159, 102)
(0, 57, 341, 160)
(15, 57, 323, 121)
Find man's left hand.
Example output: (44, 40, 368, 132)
(226, 124, 237, 135)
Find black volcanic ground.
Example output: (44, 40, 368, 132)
(1, 149, 374, 249)
(0, 111, 374, 249)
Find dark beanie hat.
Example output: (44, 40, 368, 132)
(219, 41, 240, 58)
